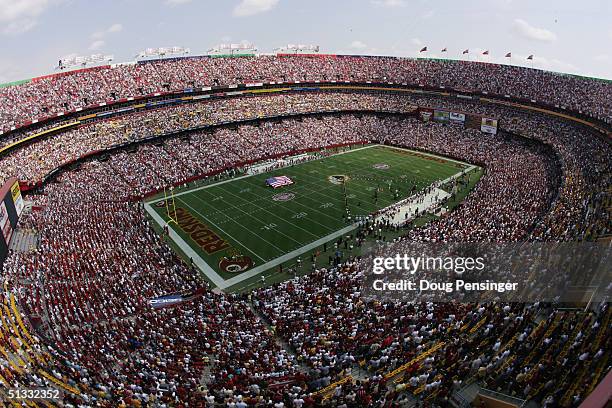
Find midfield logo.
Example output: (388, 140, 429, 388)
(272, 192, 296, 202)
(328, 174, 350, 185)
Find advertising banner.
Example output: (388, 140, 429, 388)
(0, 202, 11, 242)
(481, 117, 498, 134)
(10, 181, 24, 216)
(449, 112, 466, 124)
(148, 288, 205, 309)
(419, 108, 434, 122)
(433, 110, 450, 123)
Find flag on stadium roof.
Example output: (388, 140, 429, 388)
(419, 46, 427, 52)
(266, 176, 294, 188)
(527, 54, 534, 60)
(505, 52, 512, 58)
(441, 47, 447, 52)
(462, 49, 469, 54)
(482, 50, 489, 55)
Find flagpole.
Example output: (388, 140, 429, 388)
(527, 54, 534, 69)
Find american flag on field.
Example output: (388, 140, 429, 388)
(266, 175, 294, 188)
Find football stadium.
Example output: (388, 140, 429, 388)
(0, 1, 610, 407)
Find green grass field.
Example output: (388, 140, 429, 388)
(145, 145, 473, 290)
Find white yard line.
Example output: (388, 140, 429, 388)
(143, 201, 227, 288)
(144, 199, 357, 290)
(144, 145, 477, 291)
(222, 224, 357, 290)
(162, 144, 377, 200)
(177, 197, 276, 261)
(382, 145, 471, 168)
(213, 183, 331, 239)
(189, 189, 308, 247)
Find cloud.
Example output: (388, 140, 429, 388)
(410, 38, 423, 46)
(233, 0, 279, 17)
(92, 23, 122, 38)
(350, 40, 367, 49)
(371, 0, 406, 7)
(512, 19, 557, 42)
(3, 18, 37, 34)
(0, 0, 53, 35)
(502, 53, 578, 74)
(164, 0, 191, 5)
(88, 40, 105, 50)
(593, 54, 611, 62)
(421, 10, 435, 19)
(537, 57, 577, 73)
(0, 0, 49, 21)
(107, 23, 122, 33)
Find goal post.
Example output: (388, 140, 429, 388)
(163, 186, 178, 226)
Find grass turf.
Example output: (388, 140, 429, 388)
(148, 145, 469, 283)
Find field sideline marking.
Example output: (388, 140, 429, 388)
(223, 163, 478, 290)
(235, 147, 457, 224)
(145, 145, 476, 291)
(222, 224, 357, 290)
(143, 201, 227, 288)
(213, 183, 335, 238)
(189, 188, 307, 248)
(144, 198, 357, 290)
(177, 196, 271, 263)
(157, 144, 377, 200)
(147, 144, 468, 204)
(238, 184, 344, 226)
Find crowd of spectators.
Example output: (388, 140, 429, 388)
(0, 92, 414, 186)
(249, 115, 609, 406)
(1, 55, 610, 134)
(375, 119, 558, 241)
(0, 90, 609, 406)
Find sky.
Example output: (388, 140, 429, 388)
(0, 0, 611, 83)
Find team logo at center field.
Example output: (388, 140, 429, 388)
(373, 163, 390, 170)
(328, 175, 350, 185)
(272, 192, 296, 202)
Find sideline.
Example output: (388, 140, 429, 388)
(145, 145, 474, 291)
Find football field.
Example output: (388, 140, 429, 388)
(145, 144, 474, 290)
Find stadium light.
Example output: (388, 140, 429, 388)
(57, 53, 114, 70)
(135, 46, 190, 60)
(274, 44, 320, 54)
